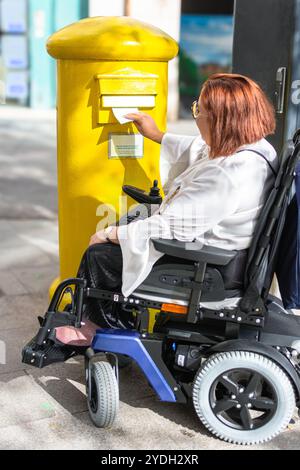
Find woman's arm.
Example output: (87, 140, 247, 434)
(89, 114, 207, 247)
(90, 163, 238, 247)
(125, 112, 204, 161)
(89, 226, 119, 246)
(124, 112, 165, 143)
(160, 133, 206, 192)
(126, 112, 207, 192)
(117, 164, 239, 247)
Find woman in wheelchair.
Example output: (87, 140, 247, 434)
(55, 72, 277, 346)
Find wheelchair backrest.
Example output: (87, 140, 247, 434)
(239, 130, 300, 313)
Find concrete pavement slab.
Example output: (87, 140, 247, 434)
(0, 246, 53, 271)
(9, 220, 58, 256)
(27, 358, 157, 419)
(0, 409, 176, 450)
(0, 396, 286, 450)
(0, 325, 46, 375)
(25, 358, 89, 416)
(0, 371, 58, 429)
(0, 293, 47, 331)
(0, 270, 28, 296)
(6, 221, 58, 267)
(0, 220, 58, 276)
(10, 265, 58, 295)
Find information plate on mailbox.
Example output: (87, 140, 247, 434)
(109, 134, 144, 159)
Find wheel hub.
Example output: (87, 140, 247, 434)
(209, 368, 278, 431)
(232, 390, 253, 407)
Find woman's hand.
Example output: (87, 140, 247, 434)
(89, 230, 107, 246)
(89, 226, 120, 246)
(124, 112, 164, 143)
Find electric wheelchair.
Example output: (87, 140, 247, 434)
(22, 130, 300, 445)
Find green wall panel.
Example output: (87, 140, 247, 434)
(29, 0, 88, 108)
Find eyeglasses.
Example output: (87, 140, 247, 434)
(191, 100, 208, 119)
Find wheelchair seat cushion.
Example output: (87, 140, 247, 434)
(155, 249, 247, 290)
(133, 250, 248, 305)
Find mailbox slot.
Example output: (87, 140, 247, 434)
(102, 95, 155, 108)
(95, 70, 158, 124)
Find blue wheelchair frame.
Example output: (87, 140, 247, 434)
(92, 329, 178, 403)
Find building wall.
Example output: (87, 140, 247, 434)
(28, 0, 89, 109)
(89, 0, 124, 16)
(0, 0, 181, 116)
(88, 0, 181, 121)
(128, 0, 181, 121)
(0, 0, 89, 107)
(0, 0, 29, 105)
(28, 0, 55, 109)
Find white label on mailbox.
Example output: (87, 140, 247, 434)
(109, 134, 144, 159)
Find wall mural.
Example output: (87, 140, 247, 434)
(179, 14, 234, 116)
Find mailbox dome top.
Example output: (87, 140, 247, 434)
(47, 16, 178, 61)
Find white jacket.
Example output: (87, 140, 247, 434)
(118, 132, 278, 297)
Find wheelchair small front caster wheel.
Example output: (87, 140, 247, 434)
(192, 351, 295, 445)
(87, 361, 119, 428)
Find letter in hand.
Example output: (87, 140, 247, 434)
(125, 112, 164, 144)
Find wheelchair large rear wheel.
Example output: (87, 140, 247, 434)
(87, 361, 119, 428)
(192, 351, 295, 445)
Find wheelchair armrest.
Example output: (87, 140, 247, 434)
(122, 180, 162, 205)
(152, 239, 237, 266)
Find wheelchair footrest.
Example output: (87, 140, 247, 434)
(22, 336, 78, 368)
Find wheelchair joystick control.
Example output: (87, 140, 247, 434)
(122, 179, 162, 205)
(149, 180, 160, 197)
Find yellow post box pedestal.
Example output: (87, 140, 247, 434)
(47, 16, 178, 316)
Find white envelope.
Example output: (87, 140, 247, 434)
(112, 107, 139, 125)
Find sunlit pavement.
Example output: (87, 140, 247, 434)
(0, 106, 299, 450)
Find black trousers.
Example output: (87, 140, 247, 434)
(77, 243, 247, 329)
(77, 243, 135, 329)
(77, 243, 194, 329)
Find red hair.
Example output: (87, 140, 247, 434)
(200, 73, 276, 158)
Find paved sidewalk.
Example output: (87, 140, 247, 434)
(0, 106, 299, 450)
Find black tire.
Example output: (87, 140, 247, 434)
(193, 351, 296, 445)
(87, 361, 119, 428)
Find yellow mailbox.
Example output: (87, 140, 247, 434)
(47, 16, 178, 297)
